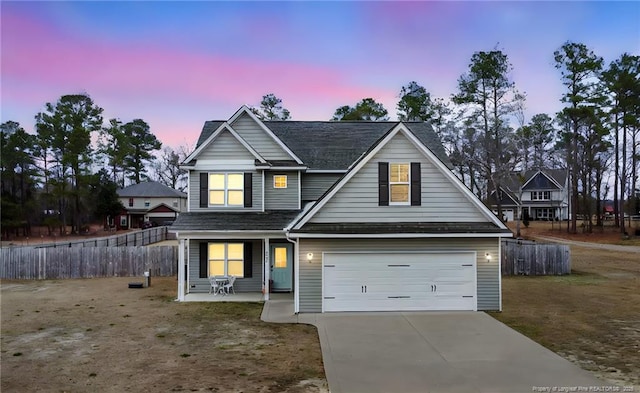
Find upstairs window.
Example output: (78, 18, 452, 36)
(144, 199, 150, 207)
(389, 163, 410, 204)
(200, 172, 252, 208)
(128, 198, 134, 207)
(209, 173, 244, 206)
(378, 162, 421, 206)
(531, 191, 550, 201)
(273, 175, 288, 189)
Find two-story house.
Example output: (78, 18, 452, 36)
(116, 181, 187, 229)
(170, 106, 512, 313)
(487, 170, 570, 221)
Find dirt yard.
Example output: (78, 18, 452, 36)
(491, 245, 640, 388)
(1, 277, 326, 393)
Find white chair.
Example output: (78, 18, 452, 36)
(223, 275, 236, 295)
(209, 276, 223, 295)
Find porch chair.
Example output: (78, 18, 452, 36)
(209, 276, 223, 295)
(223, 275, 236, 295)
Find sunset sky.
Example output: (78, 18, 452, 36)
(2, 1, 639, 149)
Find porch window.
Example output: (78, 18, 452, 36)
(209, 173, 243, 206)
(389, 163, 410, 204)
(273, 175, 287, 189)
(208, 243, 244, 277)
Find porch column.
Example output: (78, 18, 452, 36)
(177, 238, 185, 301)
(264, 238, 270, 301)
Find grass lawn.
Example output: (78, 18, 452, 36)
(490, 245, 640, 388)
(1, 277, 326, 393)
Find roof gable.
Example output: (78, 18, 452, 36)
(522, 171, 562, 190)
(184, 122, 265, 164)
(290, 124, 507, 231)
(228, 106, 303, 164)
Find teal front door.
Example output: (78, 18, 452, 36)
(270, 243, 292, 292)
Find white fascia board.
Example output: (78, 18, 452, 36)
(183, 122, 228, 163)
(290, 126, 403, 230)
(288, 232, 513, 239)
(305, 169, 347, 174)
(228, 105, 304, 165)
(399, 125, 508, 230)
(259, 166, 308, 170)
(175, 230, 285, 239)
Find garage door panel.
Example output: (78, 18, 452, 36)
(323, 252, 477, 312)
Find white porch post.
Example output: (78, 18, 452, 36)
(264, 238, 270, 300)
(177, 238, 185, 301)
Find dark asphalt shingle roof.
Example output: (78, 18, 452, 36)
(194, 120, 451, 171)
(117, 181, 187, 198)
(292, 222, 512, 235)
(170, 210, 301, 231)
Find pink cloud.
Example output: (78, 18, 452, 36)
(2, 7, 387, 113)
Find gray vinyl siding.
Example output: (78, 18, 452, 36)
(298, 238, 500, 312)
(230, 113, 292, 161)
(198, 130, 255, 160)
(188, 240, 263, 293)
(189, 171, 262, 211)
(301, 173, 342, 202)
(309, 132, 486, 223)
(264, 172, 300, 210)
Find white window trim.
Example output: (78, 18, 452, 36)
(208, 242, 244, 278)
(389, 162, 410, 205)
(273, 175, 288, 189)
(209, 172, 244, 207)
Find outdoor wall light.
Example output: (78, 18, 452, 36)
(485, 253, 492, 262)
(306, 253, 314, 262)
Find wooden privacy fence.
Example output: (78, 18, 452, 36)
(501, 239, 570, 276)
(0, 246, 178, 280)
(32, 227, 173, 249)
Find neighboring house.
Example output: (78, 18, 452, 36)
(170, 106, 512, 312)
(116, 181, 187, 229)
(487, 169, 570, 222)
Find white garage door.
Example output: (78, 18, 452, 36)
(323, 252, 477, 312)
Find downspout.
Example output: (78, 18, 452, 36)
(285, 231, 299, 314)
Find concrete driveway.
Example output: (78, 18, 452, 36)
(305, 312, 606, 393)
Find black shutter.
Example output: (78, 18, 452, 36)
(200, 173, 208, 208)
(243, 242, 253, 278)
(378, 162, 389, 206)
(411, 162, 421, 206)
(244, 173, 252, 208)
(199, 242, 208, 278)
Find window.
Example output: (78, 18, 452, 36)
(531, 191, 550, 201)
(172, 199, 178, 208)
(128, 198, 134, 207)
(208, 243, 244, 277)
(274, 247, 287, 268)
(144, 200, 150, 207)
(273, 175, 287, 189)
(209, 173, 243, 206)
(120, 216, 127, 227)
(389, 163, 410, 204)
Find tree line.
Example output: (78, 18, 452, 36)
(0, 94, 189, 238)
